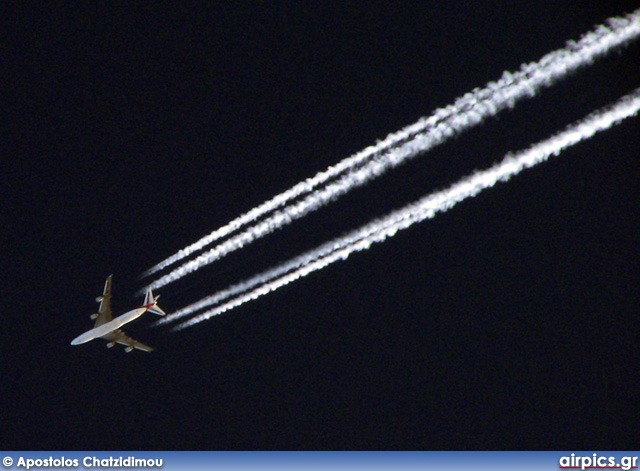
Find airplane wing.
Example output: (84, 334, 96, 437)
(102, 329, 154, 352)
(93, 274, 113, 327)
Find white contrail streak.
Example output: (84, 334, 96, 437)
(164, 88, 640, 330)
(142, 9, 640, 293)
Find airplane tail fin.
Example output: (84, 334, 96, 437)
(143, 289, 166, 316)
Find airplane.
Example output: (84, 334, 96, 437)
(70, 275, 166, 352)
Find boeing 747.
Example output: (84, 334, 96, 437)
(71, 275, 165, 352)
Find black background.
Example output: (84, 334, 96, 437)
(3, 1, 640, 449)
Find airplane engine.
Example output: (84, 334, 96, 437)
(96, 296, 104, 302)
(106, 342, 116, 348)
(125, 346, 134, 353)
(90, 313, 98, 320)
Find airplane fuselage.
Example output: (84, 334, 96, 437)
(70, 306, 151, 345)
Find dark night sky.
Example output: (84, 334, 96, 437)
(3, 1, 640, 449)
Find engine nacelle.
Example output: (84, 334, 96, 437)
(96, 296, 104, 302)
(125, 346, 134, 353)
(90, 313, 98, 320)
(106, 342, 116, 348)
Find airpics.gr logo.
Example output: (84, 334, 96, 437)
(559, 453, 638, 470)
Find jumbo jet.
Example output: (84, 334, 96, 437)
(71, 275, 166, 352)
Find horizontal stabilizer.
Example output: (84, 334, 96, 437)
(143, 289, 166, 316)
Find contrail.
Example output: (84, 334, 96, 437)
(142, 9, 640, 292)
(163, 87, 640, 330)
